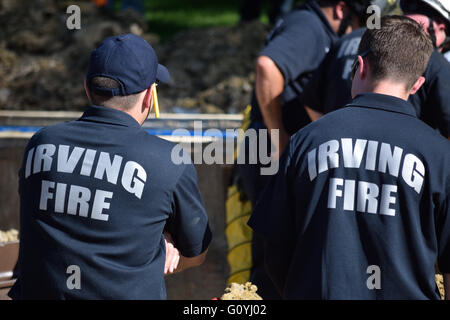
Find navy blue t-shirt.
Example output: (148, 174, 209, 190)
(303, 28, 365, 115)
(250, 0, 338, 134)
(249, 93, 450, 299)
(304, 28, 450, 138)
(9, 105, 212, 300)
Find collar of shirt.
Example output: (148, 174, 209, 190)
(304, 0, 338, 41)
(346, 93, 418, 118)
(78, 105, 142, 129)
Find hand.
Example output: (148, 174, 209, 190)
(164, 231, 180, 275)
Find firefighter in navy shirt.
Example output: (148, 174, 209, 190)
(304, 0, 450, 138)
(249, 16, 450, 299)
(236, 0, 377, 299)
(9, 34, 212, 300)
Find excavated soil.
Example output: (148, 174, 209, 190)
(0, 0, 268, 114)
(221, 282, 263, 300)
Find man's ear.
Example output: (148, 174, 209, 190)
(142, 84, 154, 112)
(84, 79, 91, 102)
(358, 55, 369, 80)
(334, 1, 348, 20)
(410, 76, 426, 95)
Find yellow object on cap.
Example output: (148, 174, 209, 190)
(152, 84, 160, 118)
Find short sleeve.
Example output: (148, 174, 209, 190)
(260, 12, 328, 84)
(166, 164, 212, 257)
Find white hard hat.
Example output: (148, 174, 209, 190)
(401, 0, 450, 24)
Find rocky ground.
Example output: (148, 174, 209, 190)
(0, 0, 269, 114)
(0, 228, 18, 243)
(220, 282, 262, 300)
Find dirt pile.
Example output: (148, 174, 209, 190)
(156, 22, 268, 114)
(220, 282, 262, 300)
(0, 229, 18, 243)
(0, 0, 268, 113)
(436, 274, 445, 299)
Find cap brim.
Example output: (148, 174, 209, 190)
(156, 64, 170, 84)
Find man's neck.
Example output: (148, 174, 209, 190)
(108, 105, 145, 126)
(364, 80, 410, 101)
(320, 6, 340, 34)
(125, 107, 147, 126)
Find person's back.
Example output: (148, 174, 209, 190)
(10, 34, 211, 300)
(236, 0, 343, 299)
(249, 0, 339, 132)
(280, 93, 449, 298)
(249, 16, 450, 299)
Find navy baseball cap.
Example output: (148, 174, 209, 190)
(86, 33, 170, 96)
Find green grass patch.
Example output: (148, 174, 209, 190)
(144, 0, 243, 41)
(113, 0, 279, 41)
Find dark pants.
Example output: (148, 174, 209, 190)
(235, 121, 282, 299)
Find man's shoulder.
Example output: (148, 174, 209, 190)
(284, 7, 320, 24)
(31, 120, 179, 152)
(288, 111, 342, 154)
(425, 50, 450, 78)
(26, 122, 70, 146)
(293, 107, 352, 137)
(138, 131, 195, 177)
(292, 104, 450, 152)
(417, 122, 450, 154)
(281, 7, 328, 35)
(29, 121, 185, 167)
(139, 130, 177, 151)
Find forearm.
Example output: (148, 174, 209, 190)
(171, 250, 208, 274)
(255, 56, 290, 155)
(164, 230, 208, 275)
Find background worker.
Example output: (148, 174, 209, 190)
(249, 16, 450, 299)
(235, 0, 392, 300)
(304, 0, 450, 138)
(235, 0, 378, 299)
(9, 34, 211, 300)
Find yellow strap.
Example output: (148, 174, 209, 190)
(225, 105, 253, 285)
(152, 84, 160, 118)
